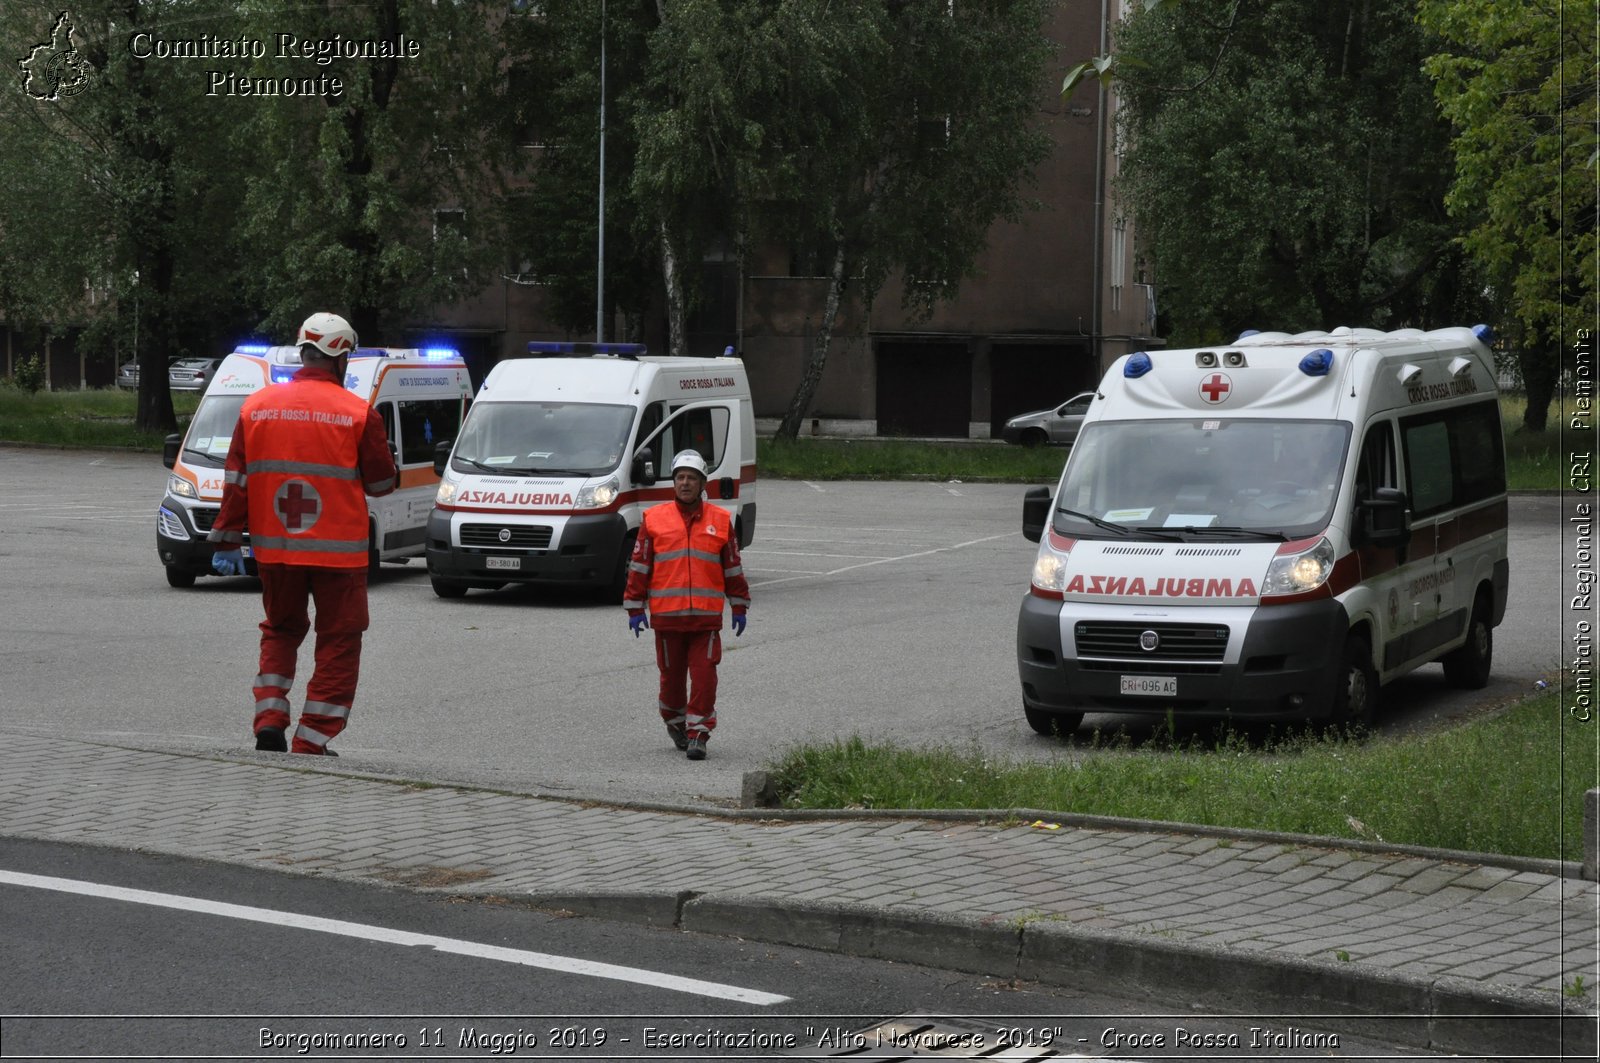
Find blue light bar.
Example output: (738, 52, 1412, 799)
(1299, 348, 1334, 376)
(270, 369, 296, 383)
(1472, 323, 1494, 345)
(1236, 329, 1260, 341)
(1124, 351, 1152, 378)
(421, 347, 460, 360)
(236, 344, 269, 354)
(527, 341, 647, 358)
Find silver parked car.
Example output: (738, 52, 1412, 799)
(1000, 391, 1095, 446)
(167, 357, 221, 392)
(116, 360, 139, 389)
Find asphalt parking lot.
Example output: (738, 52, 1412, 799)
(0, 447, 1566, 807)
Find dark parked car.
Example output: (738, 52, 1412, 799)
(167, 357, 220, 392)
(1000, 391, 1095, 446)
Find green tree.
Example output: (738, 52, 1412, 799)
(505, 0, 1053, 435)
(1419, 0, 1596, 432)
(233, 0, 512, 343)
(0, 1, 255, 431)
(1113, 0, 1489, 345)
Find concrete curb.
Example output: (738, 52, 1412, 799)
(518, 889, 1596, 1059)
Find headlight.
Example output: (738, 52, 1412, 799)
(1029, 535, 1074, 598)
(575, 476, 619, 510)
(167, 475, 197, 500)
(435, 477, 459, 505)
(1262, 536, 1336, 596)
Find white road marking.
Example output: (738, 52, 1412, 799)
(800, 481, 826, 492)
(0, 870, 789, 1005)
(754, 532, 1013, 588)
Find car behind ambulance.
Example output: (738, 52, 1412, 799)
(158, 344, 470, 587)
(425, 342, 756, 600)
(1017, 325, 1508, 735)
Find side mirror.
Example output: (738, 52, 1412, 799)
(1358, 486, 1411, 549)
(632, 446, 656, 485)
(1022, 485, 1051, 543)
(162, 433, 181, 470)
(433, 440, 453, 477)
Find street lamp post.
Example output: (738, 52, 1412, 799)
(595, 0, 606, 343)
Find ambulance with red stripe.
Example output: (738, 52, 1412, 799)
(157, 344, 470, 587)
(1017, 325, 1508, 734)
(425, 342, 756, 599)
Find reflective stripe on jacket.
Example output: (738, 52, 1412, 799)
(625, 501, 750, 631)
(211, 366, 395, 568)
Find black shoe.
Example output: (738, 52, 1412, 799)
(254, 727, 287, 752)
(686, 737, 707, 761)
(667, 724, 688, 751)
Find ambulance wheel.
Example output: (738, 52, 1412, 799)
(1330, 634, 1377, 731)
(164, 566, 196, 589)
(431, 576, 469, 599)
(1025, 705, 1083, 738)
(1442, 592, 1493, 689)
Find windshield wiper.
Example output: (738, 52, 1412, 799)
(1056, 507, 1132, 535)
(1163, 525, 1288, 541)
(455, 456, 510, 473)
(182, 447, 222, 466)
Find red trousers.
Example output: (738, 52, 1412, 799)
(654, 629, 721, 739)
(251, 563, 369, 754)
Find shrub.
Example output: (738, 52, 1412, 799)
(11, 355, 46, 395)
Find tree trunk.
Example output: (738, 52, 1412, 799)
(660, 223, 687, 357)
(775, 243, 848, 441)
(1518, 343, 1556, 433)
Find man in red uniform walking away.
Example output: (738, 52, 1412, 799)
(623, 451, 751, 761)
(208, 312, 397, 756)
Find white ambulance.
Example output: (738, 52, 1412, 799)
(1017, 325, 1508, 734)
(158, 344, 471, 587)
(425, 342, 757, 599)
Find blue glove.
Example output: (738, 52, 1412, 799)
(629, 613, 650, 638)
(731, 613, 746, 637)
(211, 548, 246, 576)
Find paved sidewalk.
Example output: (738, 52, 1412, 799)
(1, 731, 1594, 1058)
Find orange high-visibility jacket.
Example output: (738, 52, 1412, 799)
(211, 366, 396, 568)
(625, 501, 750, 631)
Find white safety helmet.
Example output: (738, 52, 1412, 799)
(295, 312, 358, 358)
(670, 450, 709, 479)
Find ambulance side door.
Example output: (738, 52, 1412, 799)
(1397, 413, 1454, 664)
(1352, 419, 1432, 674)
(394, 392, 466, 532)
(632, 399, 740, 507)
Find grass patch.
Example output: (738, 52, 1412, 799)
(758, 435, 1066, 482)
(0, 386, 1569, 490)
(0, 385, 197, 449)
(767, 691, 1597, 861)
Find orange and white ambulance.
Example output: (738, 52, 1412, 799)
(157, 344, 471, 587)
(425, 342, 756, 599)
(1017, 325, 1508, 734)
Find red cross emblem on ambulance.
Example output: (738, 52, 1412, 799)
(275, 479, 321, 533)
(1199, 372, 1233, 404)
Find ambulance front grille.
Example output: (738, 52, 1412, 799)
(1074, 621, 1229, 662)
(460, 523, 553, 550)
(191, 506, 218, 532)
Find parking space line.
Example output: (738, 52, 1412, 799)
(0, 870, 790, 1005)
(752, 532, 1012, 588)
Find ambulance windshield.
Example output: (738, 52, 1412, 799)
(1054, 419, 1351, 540)
(451, 401, 634, 477)
(180, 394, 249, 468)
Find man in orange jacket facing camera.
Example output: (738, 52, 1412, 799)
(623, 451, 751, 761)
